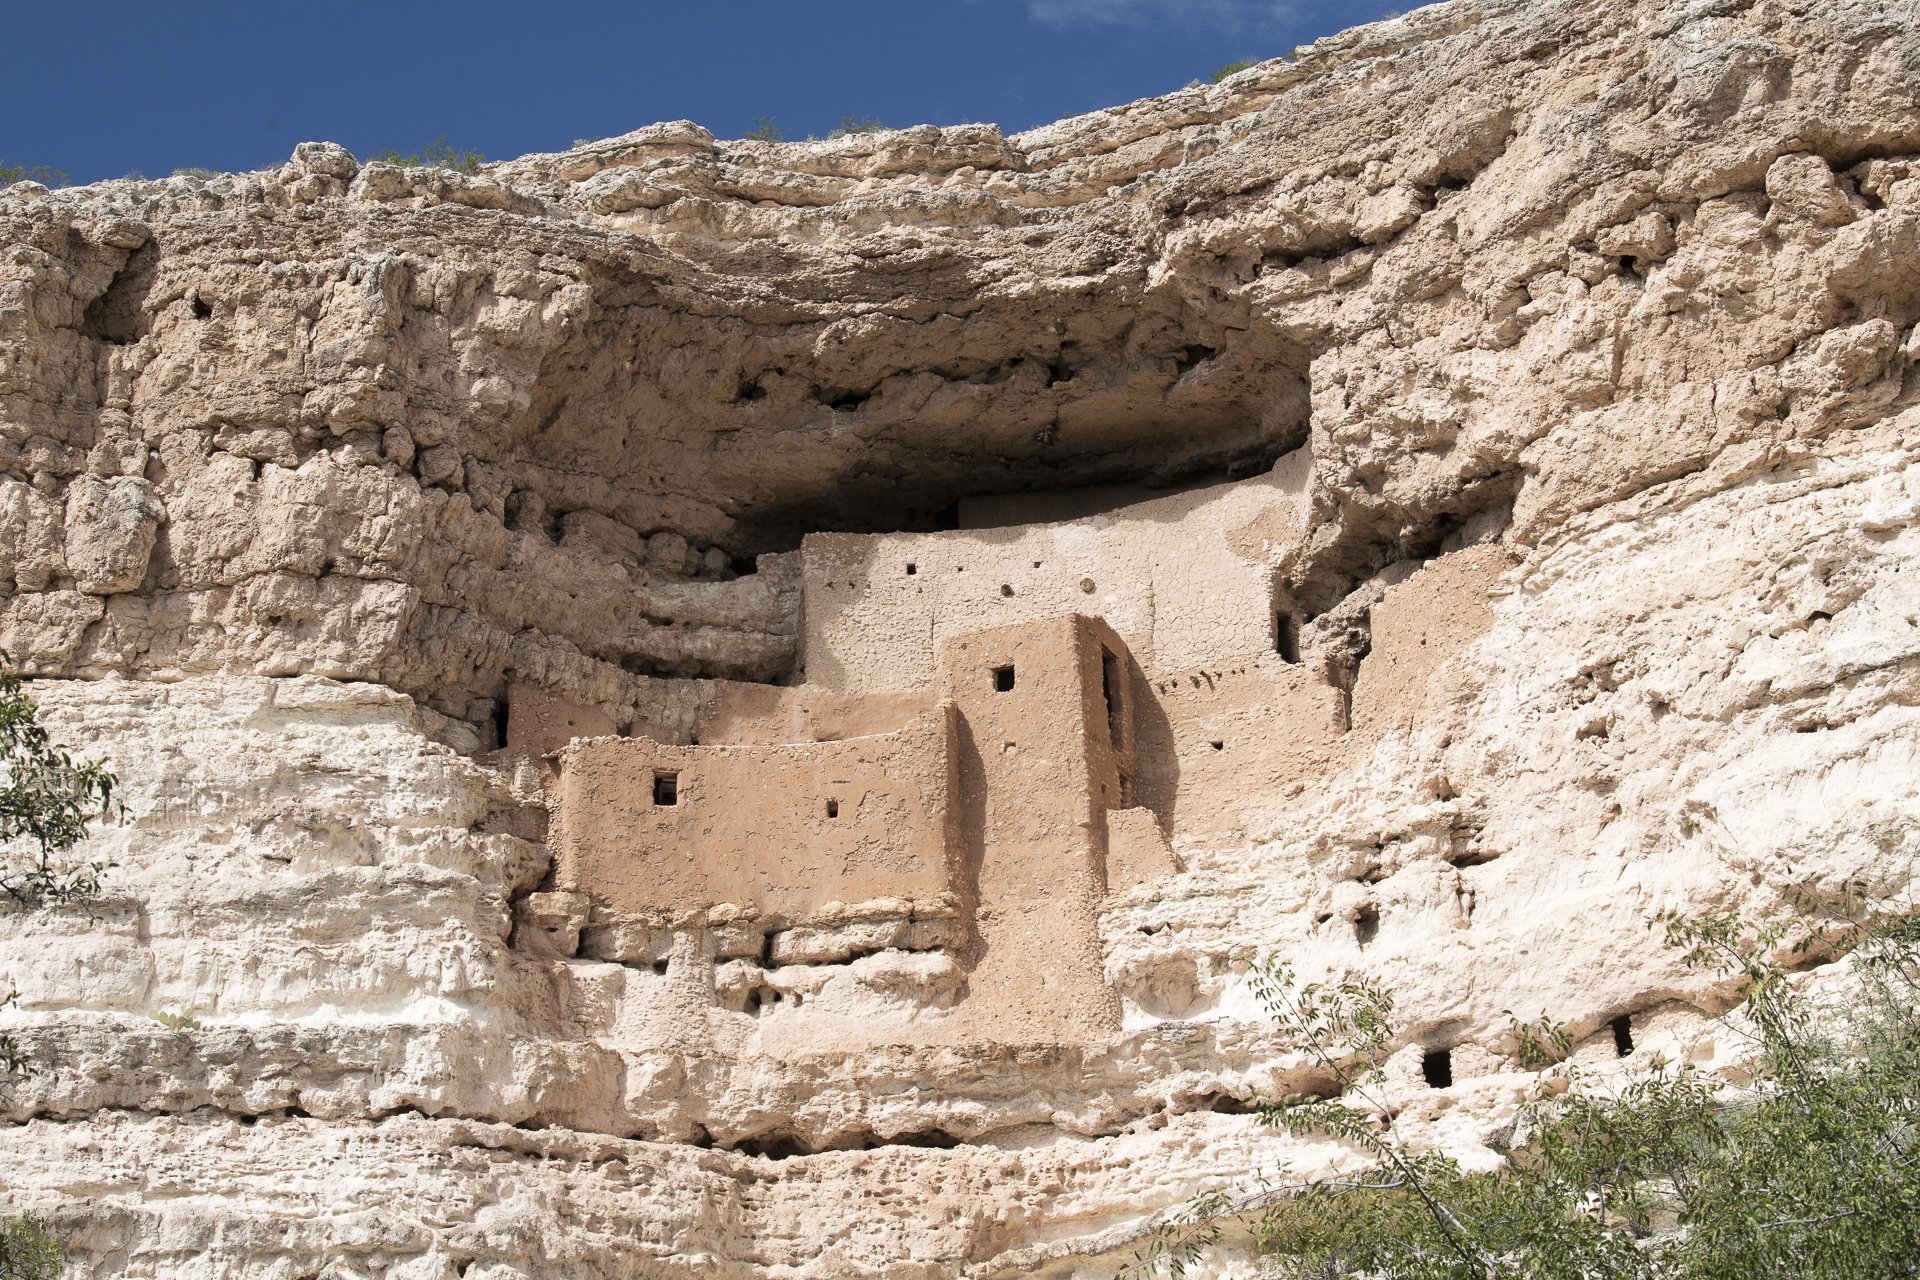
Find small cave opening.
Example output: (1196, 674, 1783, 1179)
(652, 770, 679, 806)
(730, 1132, 814, 1161)
(1611, 1014, 1635, 1057)
(992, 665, 1016, 693)
(1275, 612, 1301, 664)
(822, 387, 872, 413)
(490, 699, 510, 752)
(1175, 344, 1218, 376)
(825, 798, 840, 819)
(1421, 1046, 1453, 1089)
(189, 293, 213, 320)
(1354, 905, 1380, 946)
(1205, 1092, 1259, 1116)
(81, 242, 158, 346)
(880, 1128, 961, 1150)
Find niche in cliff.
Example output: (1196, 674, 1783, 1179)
(80, 242, 158, 347)
(503, 254, 1311, 554)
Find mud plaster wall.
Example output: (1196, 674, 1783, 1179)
(551, 707, 958, 920)
(693, 681, 932, 746)
(938, 614, 1135, 1040)
(798, 451, 1311, 693)
(1137, 654, 1348, 851)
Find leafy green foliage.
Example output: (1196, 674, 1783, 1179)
(0, 1214, 60, 1279)
(1, 648, 120, 1085)
(0, 164, 68, 189)
(1, 651, 118, 911)
(149, 1009, 200, 1030)
(827, 116, 888, 138)
(743, 117, 783, 142)
(1122, 879, 1920, 1279)
(367, 136, 486, 173)
(0, 661, 121, 1271)
(1210, 60, 1256, 83)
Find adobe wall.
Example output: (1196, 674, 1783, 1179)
(693, 680, 932, 746)
(937, 613, 1134, 1039)
(550, 706, 960, 922)
(504, 683, 618, 760)
(1134, 655, 1348, 849)
(799, 449, 1312, 693)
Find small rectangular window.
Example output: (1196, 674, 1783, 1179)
(825, 799, 839, 818)
(992, 665, 1015, 692)
(1100, 647, 1125, 747)
(1421, 1046, 1453, 1088)
(652, 770, 679, 806)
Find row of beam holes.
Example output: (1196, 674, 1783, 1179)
(903, 561, 1098, 596)
(1419, 1015, 1636, 1090)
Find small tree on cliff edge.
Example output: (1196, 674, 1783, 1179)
(0, 648, 121, 1278)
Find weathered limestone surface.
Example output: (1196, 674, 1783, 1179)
(2, 0, 1919, 1273)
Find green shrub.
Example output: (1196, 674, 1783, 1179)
(367, 136, 486, 173)
(1210, 60, 1256, 83)
(1, 651, 118, 912)
(742, 117, 782, 142)
(1122, 878, 1920, 1279)
(149, 1010, 200, 1031)
(0, 1214, 60, 1280)
(827, 116, 887, 138)
(0, 651, 118, 1272)
(0, 164, 68, 189)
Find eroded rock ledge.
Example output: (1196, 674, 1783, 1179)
(1, 0, 1918, 1274)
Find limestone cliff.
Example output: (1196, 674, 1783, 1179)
(1, 0, 1917, 1274)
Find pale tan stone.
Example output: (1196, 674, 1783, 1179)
(0, 0, 1917, 1274)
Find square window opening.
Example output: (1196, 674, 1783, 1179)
(905, 563, 917, 576)
(825, 799, 840, 819)
(1421, 1046, 1453, 1088)
(992, 665, 1016, 692)
(652, 770, 679, 806)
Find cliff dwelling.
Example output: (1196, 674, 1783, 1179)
(1, 0, 1918, 1274)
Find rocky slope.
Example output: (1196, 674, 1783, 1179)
(1, 0, 1917, 1274)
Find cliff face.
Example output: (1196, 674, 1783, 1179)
(2, 0, 1918, 1274)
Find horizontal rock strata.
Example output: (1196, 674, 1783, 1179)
(1, 0, 1918, 1274)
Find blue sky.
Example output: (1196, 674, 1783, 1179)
(6, 0, 1406, 185)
